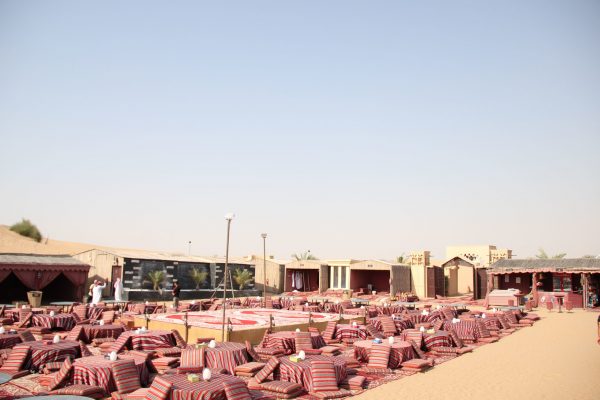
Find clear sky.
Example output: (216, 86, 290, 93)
(1, 1, 599, 261)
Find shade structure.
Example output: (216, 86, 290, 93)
(0, 253, 90, 301)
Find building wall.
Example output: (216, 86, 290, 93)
(446, 245, 512, 267)
(73, 250, 122, 297)
(247, 257, 285, 294)
(390, 265, 412, 294)
(410, 265, 426, 298)
(443, 258, 475, 296)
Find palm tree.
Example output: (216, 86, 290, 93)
(233, 268, 254, 290)
(396, 253, 406, 263)
(190, 268, 208, 289)
(147, 270, 166, 291)
(291, 251, 318, 260)
(536, 248, 566, 259)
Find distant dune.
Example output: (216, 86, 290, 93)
(0, 224, 100, 255)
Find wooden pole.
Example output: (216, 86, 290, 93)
(221, 218, 232, 342)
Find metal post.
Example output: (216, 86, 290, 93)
(261, 233, 267, 307)
(221, 215, 233, 342)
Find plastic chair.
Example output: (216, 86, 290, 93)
(564, 301, 573, 312)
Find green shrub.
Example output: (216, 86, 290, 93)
(10, 219, 42, 242)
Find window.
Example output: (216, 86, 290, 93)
(504, 275, 510, 283)
(552, 274, 572, 292)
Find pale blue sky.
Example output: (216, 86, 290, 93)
(1, 1, 599, 260)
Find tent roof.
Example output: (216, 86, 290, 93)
(0, 253, 90, 272)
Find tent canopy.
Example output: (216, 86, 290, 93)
(0, 253, 90, 295)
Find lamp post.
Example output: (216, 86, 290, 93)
(261, 233, 267, 306)
(221, 213, 235, 342)
(188, 241, 192, 256)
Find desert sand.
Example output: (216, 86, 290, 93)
(355, 308, 600, 400)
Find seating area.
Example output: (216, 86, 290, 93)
(0, 297, 539, 399)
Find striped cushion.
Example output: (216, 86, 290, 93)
(311, 389, 352, 399)
(43, 361, 64, 374)
(294, 332, 313, 351)
(379, 316, 397, 335)
(223, 379, 252, 400)
(431, 346, 457, 355)
(102, 310, 115, 323)
(50, 384, 105, 397)
(171, 329, 187, 348)
(144, 376, 173, 400)
(151, 357, 179, 368)
(260, 380, 303, 394)
(127, 350, 153, 360)
(360, 367, 392, 374)
(441, 308, 456, 320)
(322, 321, 337, 340)
(408, 339, 427, 359)
(113, 359, 141, 394)
(235, 362, 265, 373)
(73, 304, 88, 321)
(79, 341, 93, 357)
(0, 344, 30, 372)
(504, 311, 518, 324)
(401, 358, 431, 370)
(433, 319, 444, 331)
(19, 330, 36, 342)
(365, 324, 383, 339)
(254, 356, 280, 383)
(66, 325, 84, 341)
(155, 347, 181, 358)
(476, 320, 492, 338)
(179, 347, 204, 372)
(49, 357, 73, 390)
(367, 343, 390, 369)
(310, 359, 338, 392)
(449, 329, 464, 348)
(340, 375, 365, 390)
(245, 340, 261, 362)
(110, 334, 131, 353)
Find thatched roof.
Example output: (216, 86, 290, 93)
(489, 258, 600, 274)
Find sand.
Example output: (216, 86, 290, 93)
(354, 308, 600, 400)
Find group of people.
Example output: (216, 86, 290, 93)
(87, 277, 124, 304)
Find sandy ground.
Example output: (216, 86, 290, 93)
(355, 308, 600, 400)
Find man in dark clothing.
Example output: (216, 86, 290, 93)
(172, 281, 181, 309)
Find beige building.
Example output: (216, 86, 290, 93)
(240, 254, 286, 294)
(284, 259, 329, 292)
(349, 259, 411, 295)
(325, 259, 360, 290)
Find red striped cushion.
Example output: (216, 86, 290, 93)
(260, 380, 303, 394)
(311, 389, 352, 399)
(365, 324, 383, 339)
(223, 379, 252, 400)
(113, 359, 141, 394)
(79, 341, 93, 357)
(50, 384, 105, 397)
(379, 316, 397, 335)
(408, 339, 427, 359)
(110, 334, 131, 353)
(294, 332, 313, 351)
(0, 345, 30, 372)
(340, 375, 365, 390)
(310, 359, 338, 392)
(322, 321, 337, 340)
(448, 329, 464, 348)
(18, 330, 36, 342)
(235, 362, 265, 373)
(433, 319, 444, 331)
(73, 304, 88, 321)
(102, 310, 115, 323)
(144, 376, 173, 400)
(66, 325, 84, 341)
(155, 347, 181, 357)
(49, 357, 73, 390)
(254, 356, 280, 383)
(180, 348, 205, 370)
(504, 311, 518, 324)
(171, 329, 187, 348)
(476, 320, 492, 338)
(244, 340, 261, 362)
(367, 343, 390, 369)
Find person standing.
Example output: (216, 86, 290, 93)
(114, 277, 124, 302)
(87, 280, 98, 303)
(172, 281, 181, 309)
(92, 279, 107, 305)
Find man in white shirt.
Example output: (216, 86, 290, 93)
(91, 279, 108, 305)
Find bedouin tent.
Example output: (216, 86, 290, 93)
(0, 253, 90, 302)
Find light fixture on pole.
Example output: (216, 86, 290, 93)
(221, 213, 235, 342)
(188, 241, 192, 256)
(261, 233, 267, 307)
